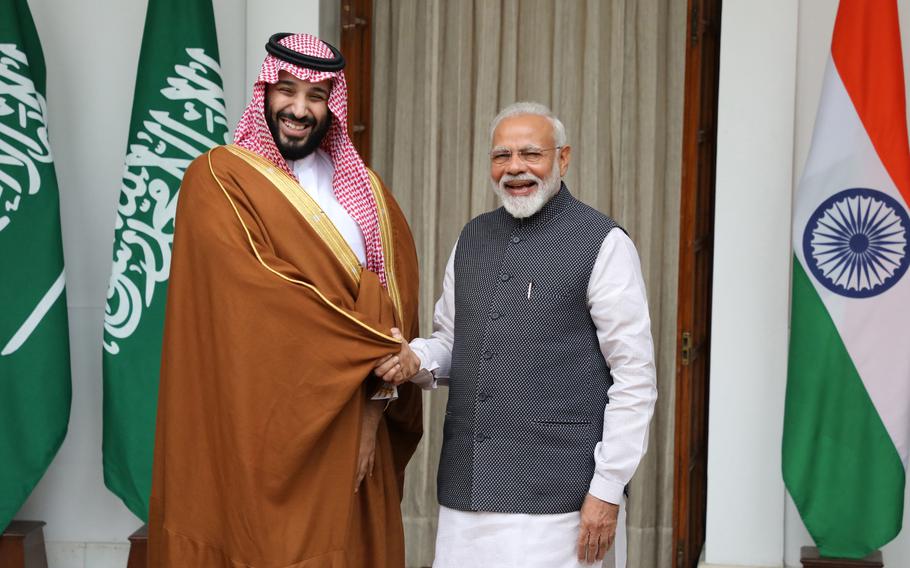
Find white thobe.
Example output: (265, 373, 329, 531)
(410, 229, 657, 568)
(290, 152, 403, 401)
(288, 149, 366, 265)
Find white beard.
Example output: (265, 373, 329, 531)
(492, 160, 562, 219)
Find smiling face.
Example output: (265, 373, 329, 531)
(489, 113, 571, 218)
(264, 70, 333, 161)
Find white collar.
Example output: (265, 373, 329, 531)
(287, 148, 331, 176)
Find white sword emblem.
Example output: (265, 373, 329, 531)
(2, 270, 65, 356)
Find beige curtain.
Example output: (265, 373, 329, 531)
(371, 1, 685, 566)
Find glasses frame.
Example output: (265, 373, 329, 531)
(489, 146, 563, 165)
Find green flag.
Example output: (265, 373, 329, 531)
(102, 0, 228, 520)
(0, 0, 72, 532)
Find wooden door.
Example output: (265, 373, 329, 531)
(340, 0, 373, 163)
(672, 0, 722, 567)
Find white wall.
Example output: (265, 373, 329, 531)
(705, 1, 798, 565)
(13, 1, 317, 566)
(705, 1, 910, 567)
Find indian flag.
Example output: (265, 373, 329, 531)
(783, 0, 910, 559)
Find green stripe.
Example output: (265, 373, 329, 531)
(783, 258, 904, 558)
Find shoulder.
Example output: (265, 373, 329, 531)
(181, 147, 222, 197)
(183, 145, 243, 186)
(464, 207, 505, 230)
(178, 145, 256, 216)
(599, 228, 638, 258)
(364, 167, 392, 199)
(365, 167, 403, 212)
(364, 167, 418, 247)
(569, 196, 622, 233)
(365, 166, 386, 190)
(183, 144, 281, 197)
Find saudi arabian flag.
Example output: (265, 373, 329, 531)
(103, 0, 228, 520)
(0, 0, 71, 532)
(783, 0, 910, 559)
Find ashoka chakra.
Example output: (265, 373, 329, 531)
(802, 188, 910, 299)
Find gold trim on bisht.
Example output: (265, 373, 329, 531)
(205, 147, 400, 344)
(224, 144, 362, 284)
(366, 168, 403, 327)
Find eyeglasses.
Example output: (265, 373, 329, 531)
(489, 146, 562, 165)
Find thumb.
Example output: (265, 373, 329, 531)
(390, 327, 403, 340)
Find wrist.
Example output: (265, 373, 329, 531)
(364, 399, 384, 423)
(588, 474, 624, 505)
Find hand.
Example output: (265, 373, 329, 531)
(576, 493, 619, 564)
(373, 328, 420, 385)
(354, 400, 383, 493)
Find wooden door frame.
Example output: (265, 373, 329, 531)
(673, 0, 722, 566)
(338, 0, 373, 164)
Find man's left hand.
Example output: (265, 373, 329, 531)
(577, 493, 619, 564)
(354, 400, 384, 493)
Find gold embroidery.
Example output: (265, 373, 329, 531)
(205, 148, 400, 344)
(366, 169, 404, 326)
(223, 144, 362, 284)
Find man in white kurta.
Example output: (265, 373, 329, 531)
(377, 102, 657, 568)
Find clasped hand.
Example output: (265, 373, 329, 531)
(374, 327, 420, 385)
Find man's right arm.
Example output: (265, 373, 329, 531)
(375, 243, 457, 387)
(409, 243, 457, 387)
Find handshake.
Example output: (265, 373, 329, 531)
(373, 327, 421, 386)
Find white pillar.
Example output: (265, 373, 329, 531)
(703, 0, 798, 565)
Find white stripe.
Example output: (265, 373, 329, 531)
(793, 59, 910, 468)
(1, 270, 65, 356)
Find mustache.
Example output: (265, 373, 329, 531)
(277, 112, 317, 128)
(499, 173, 543, 186)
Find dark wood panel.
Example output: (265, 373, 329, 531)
(127, 524, 148, 568)
(340, 0, 373, 164)
(800, 547, 883, 567)
(0, 521, 48, 568)
(673, 0, 721, 566)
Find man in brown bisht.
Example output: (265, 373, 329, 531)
(148, 33, 422, 567)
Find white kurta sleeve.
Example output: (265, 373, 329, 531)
(586, 230, 658, 505)
(409, 243, 457, 388)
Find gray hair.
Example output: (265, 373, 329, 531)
(489, 101, 567, 147)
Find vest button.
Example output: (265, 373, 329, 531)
(478, 392, 489, 401)
(499, 273, 510, 282)
(481, 350, 493, 360)
(475, 432, 487, 442)
(511, 236, 522, 244)
(490, 311, 501, 320)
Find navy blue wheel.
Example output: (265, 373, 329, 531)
(802, 187, 910, 299)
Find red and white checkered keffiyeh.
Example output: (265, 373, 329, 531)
(234, 34, 386, 285)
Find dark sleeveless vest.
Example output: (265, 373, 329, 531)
(437, 185, 620, 514)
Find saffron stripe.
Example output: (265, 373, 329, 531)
(831, 0, 910, 207)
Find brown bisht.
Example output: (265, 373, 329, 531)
(148, 145, 422, 567)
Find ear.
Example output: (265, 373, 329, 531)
(558, 145, 572, 177)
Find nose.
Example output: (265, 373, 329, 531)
(288, 94, 310, 119)
(504, 153, 526, 175)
